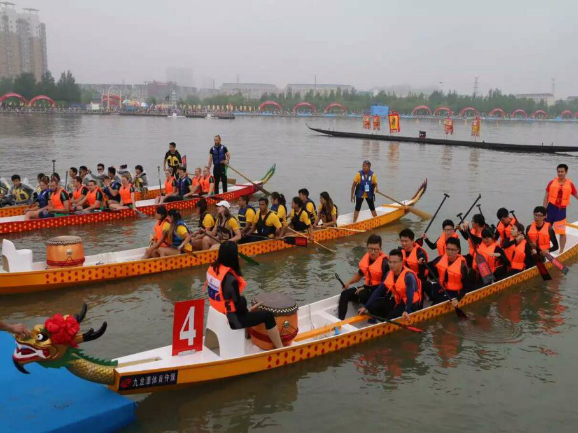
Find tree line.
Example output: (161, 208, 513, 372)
(0, 71, 81, 105)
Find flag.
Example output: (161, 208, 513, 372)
(388, 111, 400, 133)
(363, 115, 371, 130)
(372, 115, 381, 131)
(471, 117, 481, 136)
(444, 118, 454, 135)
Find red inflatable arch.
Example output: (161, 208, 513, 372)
(258, 101, 282, 111)
(102, 94, 121, 106)
(293, 102, 316, 114)
(433, 106, 453, 116)
(0, 92, 28, 105)
(575, 112, 578, 119)
(411, 105, 432, 115)
(488, 108, 505, 118)
(29, 95, 56, 107)
(531, 110, 548, 119)
(560, 110, 573, 119)
(511, 109, 528, 118)
(459, 107, 479, 117)
(324, 102, 346, 113)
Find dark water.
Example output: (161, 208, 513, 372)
(1, 114, 578, 433)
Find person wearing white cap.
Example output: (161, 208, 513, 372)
(202, 200, 242, 250)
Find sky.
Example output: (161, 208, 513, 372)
(11, 0, 578, 97)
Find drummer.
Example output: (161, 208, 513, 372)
(205, 241, 283, 349)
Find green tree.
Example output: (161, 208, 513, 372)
(13, 72, 38, 99)
(37, 71, 56, 97)
(0, 77, 14, 95)
(55, 71, 81, 103)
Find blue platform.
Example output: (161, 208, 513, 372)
(0, 332, 135, 433)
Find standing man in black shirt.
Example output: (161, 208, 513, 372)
(163, 142, 182, 176)
(207, 135, 230, 194)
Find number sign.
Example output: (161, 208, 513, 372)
(172, 298, 204, 356)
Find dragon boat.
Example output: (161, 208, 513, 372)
(11, 223, 578, 394)
(0, 165, 275, 235)
(0, 180, 427, 294)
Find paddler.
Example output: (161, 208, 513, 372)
(158, 209, 193, 256)
(79, 166, 93, 186)
(190, 167, 203, 195)
(103, 169, 121, 205)
(207, 135, 230, 194)
(359, 249, 422, 321)
(351, 160, 378, 223)
(314, 191, 338, 228)
(70, 176, 88, 209)
(163, 142, 182, 176)
(421, 219, 459, 256)
(474, 228, 510, 282)
(495, 208, 517, 247)
(24, 176, 51, 220)
(270, 192, 288, 227)
(143, 205, 170, 259)
(44, 178, 71, 216)
(155, 168, 177, 204)
(237, 195, 256, 235)
(337, 234, 389, 320)
(526, 206, 558, 258)
(543, 164, 578, 253)
(0, 174, 34, 207)
(75, 180, 104, 213)
(191, 198, 216, 250)
(133, 165, 148, 192)
(399, 229, 428, 290)
(242, 197, 283, 242)
(205, 241, 283, 349)
(298, 188, 317, 222)
(164, 166, 192, 203)
(202, 200, 242, 250)
(503, 222, 534, 274)
(199, 166, 215, 196)
(283, 197, 314, 240)
(108, 174, 135, 210)
(458, 214, 488, 267)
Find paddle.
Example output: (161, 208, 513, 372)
(244, 234, 308, 247)
(471, 240, 495, 286)
(294, 315, 368, 342)
(227, 165, 272, 196)
(544, 252, 569, 275)
(157, 166, 163, 196)
(334, 273, 423, 333)
(328, 227, 366, 233)
(52, 159, 56, 174)
(423, 264, 469, 320)
(204, 233, 259, 266)
(287, 226, 336, 253)
(131, 206, 148, 219)
(510, 211, 552, 281)
(375, 191, 431, 220)
(456, 194, 482, 226)
(423, 193, 450, 235)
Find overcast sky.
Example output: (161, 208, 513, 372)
(14, 0, 578, 97)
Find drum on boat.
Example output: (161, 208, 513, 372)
(46, 236, 85, 268)
(248, 293, 299, 350)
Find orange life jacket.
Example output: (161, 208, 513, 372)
(496, 217, 516, 246)
(119, 183, 133, 205)
(509, 239, 527, 271)
(474, 241, 498, 272)
(205, 265, 246, 314)
(358, 252, 388, 286)
(436, 255, 466, 292)
(527, 222, 551, 251)
(86, 187, 103, 207)
(468, 227, 483, 255)
(72, 185, 86, 200)
(436, 232, 459, 256)
(192, 176, 201, 188)
(548, 177, 573, 208)
(200, 175, 214, 194)
(153, 219, 169, 247)
(384, 267, 422, 306)
(401, 243, 428, 275)
(164, 178, 174, 195)
(50, 187, 68, 211)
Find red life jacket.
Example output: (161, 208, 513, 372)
(384, 267, 422, 306)
(205, 265, 246, 314)
(527, 222, 551, 251)
(436, 255, 466, 292)
(358, 252, 388, 286)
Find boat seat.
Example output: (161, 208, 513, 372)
(1, 239, 33, 273)
(204, 306, 246, 359)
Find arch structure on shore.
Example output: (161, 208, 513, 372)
(488, 108, 505, 118)
(411, 105, 432, 116)
(459, 107, 479, 117)
(293, 102, 316, 114)
(511, 109, 528, 118)
(29, 95, 56, 107)
(531, 110, 548, 119)
(0, 93, 28, 105)
(560, 110, 573, 119)
(324, 102, 346, 114)
(433, 106, 453, 116)
(102, 94, 121, 106)
(258, 101, 282, 111)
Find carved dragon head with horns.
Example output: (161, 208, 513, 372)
(12, 304, 117, 384)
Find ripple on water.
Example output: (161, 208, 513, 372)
(441, 313, 525, 345)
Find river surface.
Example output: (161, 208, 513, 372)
(1, 114, 578, 433)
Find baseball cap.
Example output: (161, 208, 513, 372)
(216, 200, 230, 209)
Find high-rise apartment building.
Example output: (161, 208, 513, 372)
(0, 3, 47, 81)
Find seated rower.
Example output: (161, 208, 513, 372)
(359, 249, 422, 322)
(421, 219, 459, 256)
(270, 192, 288, 227)
(109, 174, 135, 210)
(426, 237, 471, 306)
(526, 206, 559, 259)
(314, 191, 338, 228)
(164, 166, 192, 202)
(158, 209, 193, 256)
(24, 176, 51, 220)
(495, 208, 516, 247)
(75, 180, 104, 213)
(79, 166, 93, 186)
(143, 205, 170, 259)
(117, 164, 133, 183)
(337, 234, 389, 320)
(458, 213, 487, 267)
(191, 198, 216, 250)
(0, 174, 34, 207)
(190, 167, 203, 195)
(299, 188, 317, 222)
(94, 163, 107, 186)
(399, 229, 428, 288)
(242, 197, 283, 242)
(503, 222, 534, 275)
(70, 176, 88, 209)
(42, 178, 71, 217)
(156, 168, 177, 204)
(202, 200, 242, 250)
(205, 241, 283, 349)
(199, 166, 215, 196)
(134, 165, 148, 192)
(283, 197, 314, 240)
(103, 168, 122, 205)
(473, 228, 510, 282)
(237, 195, 256, 236)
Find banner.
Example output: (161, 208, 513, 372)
(372, 115, 381, 131)
(172, 298, 204, 356)
(471, 117, 481, 137)
(388, 111, 400, 133)
(363, 115, 371, 130)
(444, 118, 454, 135)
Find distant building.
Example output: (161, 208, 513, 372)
(370, 85, 439, 97)
(166, 67, 194, 87)
(567, 96, 578, 102)
(0, 4, 47, 81)
(515, 93, 555, 107)
(285, 83, 354, 97)
(198, 88, 220, 100)
(220, 83, 280, 99)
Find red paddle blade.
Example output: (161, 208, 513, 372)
(475, 253, 495, 285)
(406, 325, 424, 333)
(545, 253, 569, 275)
(533, 254, 552, 281)
(284, 236, 308, 247)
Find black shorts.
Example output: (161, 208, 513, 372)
(227, 311, 276, 330)
(355, 196, 375, 212)
(163, 195, 183, 203)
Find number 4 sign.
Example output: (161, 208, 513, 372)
(172, 299, 205, 356)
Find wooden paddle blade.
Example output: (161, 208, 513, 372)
(369, 314, 424, 333)
(545, 253, 569, 275)
(284, 236, 308, 247)
(533, 254, 552, 281)
(407, 206, 432, 220)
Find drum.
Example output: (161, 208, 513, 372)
(46, 236, 85, 268)
(248, 293, 299, 350)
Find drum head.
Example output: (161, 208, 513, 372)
(253, 293, 298, 314)
(46, 235, 83, 246)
